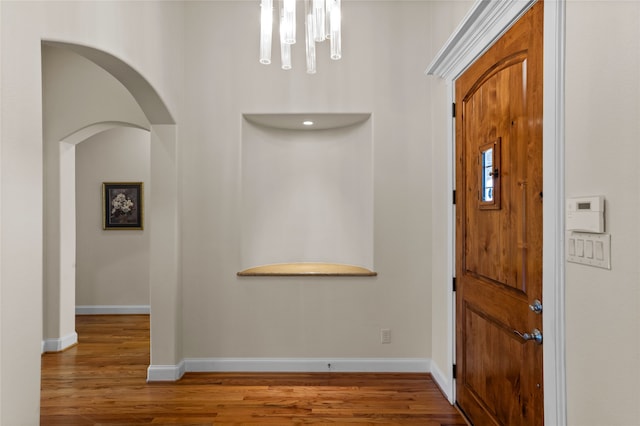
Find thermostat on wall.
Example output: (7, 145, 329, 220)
(566, 196, 605, 233)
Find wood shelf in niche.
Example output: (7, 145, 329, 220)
(237, 263, 377, 277)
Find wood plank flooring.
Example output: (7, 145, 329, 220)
(41, 315, 467, 425)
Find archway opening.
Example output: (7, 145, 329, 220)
(41, 41, 181, 376)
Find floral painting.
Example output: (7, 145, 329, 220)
(102, 182, 144, 230)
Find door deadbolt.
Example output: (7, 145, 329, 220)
(529, 299, 542, 314)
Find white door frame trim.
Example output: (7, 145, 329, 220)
(425, 1, 567, 424)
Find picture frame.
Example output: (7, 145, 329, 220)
(102, 182, 144, 230)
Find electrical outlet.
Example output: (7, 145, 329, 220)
(380, 328, 391, 344)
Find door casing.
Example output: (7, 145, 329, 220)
(425, 1, 567, 424)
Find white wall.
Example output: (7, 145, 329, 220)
(426, 0, 475, 392)
(1, 1, 182, 423)
(76, 127, 150, 307)
(42, 45, 150, 144)
(7, 1, 640, 424)
(0, 3, 45, 423)
(564, 1, 640, 424)
(180, 1, 433, 360)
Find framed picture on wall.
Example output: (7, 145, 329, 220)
(102, 182, 144, 230)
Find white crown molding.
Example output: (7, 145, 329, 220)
(426, 0, 536, 80)
(75, 305, 150, 315)
(42, 332, 78, 353)
(146, 358, 431, 382)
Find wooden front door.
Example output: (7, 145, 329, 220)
(455, 2, 543, 425)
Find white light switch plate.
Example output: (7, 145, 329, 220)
(566, 231, 611, 269)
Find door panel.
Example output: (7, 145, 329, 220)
(464, 305, 528, 425)
(463, 58, 526, 292)
(455, 2, 543, 425)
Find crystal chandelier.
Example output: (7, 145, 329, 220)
(260, 0, 342, 73)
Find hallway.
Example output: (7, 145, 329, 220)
(41, 315, 467, 425)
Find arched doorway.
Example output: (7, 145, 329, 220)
(41, 41, 182, 376)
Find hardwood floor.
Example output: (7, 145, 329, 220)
(41, 315, 467, 425)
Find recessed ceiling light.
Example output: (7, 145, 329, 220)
(303, 120, 314, 126)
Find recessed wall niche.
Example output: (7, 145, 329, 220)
(240, 113, 374, 275)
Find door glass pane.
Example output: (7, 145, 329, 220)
(481, 147, 494, 202)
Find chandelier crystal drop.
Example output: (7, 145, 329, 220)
(305, 5, 317, 73)
(259, 0, 273, 64)
(280, 7, 292, 70)
(259, 0, 341, 73)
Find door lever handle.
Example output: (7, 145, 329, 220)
(513, 328, 543, 344)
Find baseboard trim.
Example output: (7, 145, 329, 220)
(146, 357, 431, 381)
(42, 332, 78, 353)
(186, 357, 431, 373)
(429, 360, 453, 403)
(75, 305, 150, 315)
(147, 360, 186, 382)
